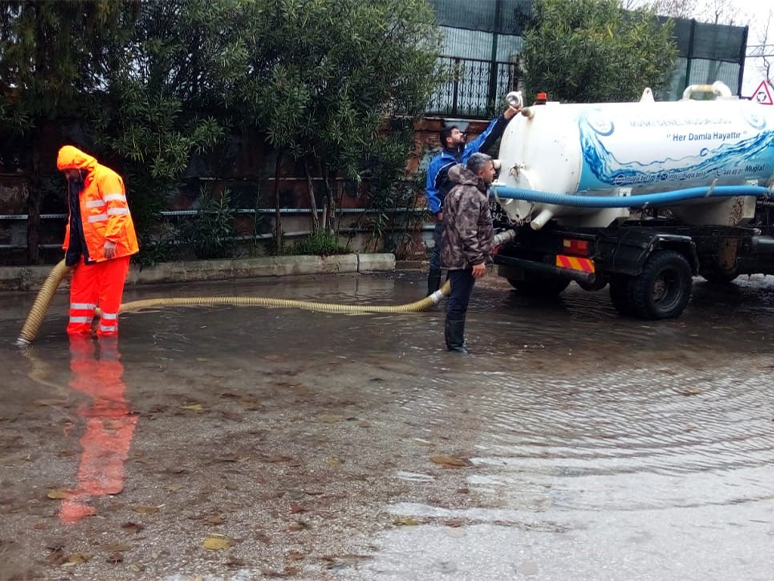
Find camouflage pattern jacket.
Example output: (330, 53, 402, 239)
(440, 164, 494, 270)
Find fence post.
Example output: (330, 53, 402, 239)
(684, 19, 696, 90)
(487, 0, 503, 113)
(452, 57, 460, 117)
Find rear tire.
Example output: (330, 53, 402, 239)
(508, 274, 571, 297)
(629, 250, 692, 320)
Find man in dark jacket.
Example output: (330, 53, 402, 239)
(440, 153, 496, 353)
(425, 104, 520, 296)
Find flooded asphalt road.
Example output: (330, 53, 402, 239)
(1, 271, 773, 581)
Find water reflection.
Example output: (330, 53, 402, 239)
(59, 336, 137, 523)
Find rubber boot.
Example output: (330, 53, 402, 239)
(427, 268, 442, 296)
(445, 318, 468, 354)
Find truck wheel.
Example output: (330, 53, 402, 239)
(629, 250, 692, 320)
(508, 274, 571, 297)
(609, 275, 635, 316)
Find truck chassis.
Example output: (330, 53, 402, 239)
(492, 200, 774, 320)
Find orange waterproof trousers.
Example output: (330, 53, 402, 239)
(67, 256, 130, 337)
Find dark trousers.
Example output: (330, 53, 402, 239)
(445, 268, 475, 351)
(427, 221, 445, 295)
(429, 221, 443, 271)
(447, 268, 475, 320)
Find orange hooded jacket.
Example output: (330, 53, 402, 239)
(57, 146, 139, 262)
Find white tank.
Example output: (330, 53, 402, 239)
(494, 85, 774, 229)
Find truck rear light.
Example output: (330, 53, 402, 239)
(562, 238, 590, 256)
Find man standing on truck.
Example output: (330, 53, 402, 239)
(425, 103, 520, 296)
(441, 153, 496, 354)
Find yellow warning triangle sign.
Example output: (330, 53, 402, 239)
(753, 80, 773, 105)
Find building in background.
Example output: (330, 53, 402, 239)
(425, 0, 749, 118)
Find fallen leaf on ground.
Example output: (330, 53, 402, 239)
(181, 403, 204, 411)
(226, 557, 246, 568)
(203, 536, 232, 550)
(45, 549, 67, 565)
(204, 514, 225, 525)
(289, 502, 306, 514)
(103, 543, 131, 552)
(288, 521, 309, 531)
(132, 505, 159, 514)
(121, 522, 145, 533)
(430, 455, 471, 468)
(62, 553, 91, 566)
(106, 552, 124, 564)
(47, 490, 68, 500)
(393, 516, 418, 526)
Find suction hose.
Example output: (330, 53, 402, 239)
(490, 184, 772, 208)
(16, 260, 451, 346)
(119, 284, 450, 315)
(16, 260, 73, 347)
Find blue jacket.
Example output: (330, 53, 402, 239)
(426, 114, 509, 215)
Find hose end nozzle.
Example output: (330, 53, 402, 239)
(506, 91, 523, 109)
(429, 289, 445, 305)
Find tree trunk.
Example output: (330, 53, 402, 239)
(273, 150, 283, 253)
(334, 172, 344, 236)
(318, 162, 335, 234)
(25, 131, 42, 264)
(304, 157, 319, 232)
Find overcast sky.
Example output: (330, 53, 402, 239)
(733, 0, 773, 96)
(626, 0, 773, 96)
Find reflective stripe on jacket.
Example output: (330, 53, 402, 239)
(57, 146, 139, 262)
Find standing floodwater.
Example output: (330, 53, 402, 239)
(1, 272, 772, 580)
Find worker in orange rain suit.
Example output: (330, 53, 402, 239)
(57, 145, 139, 337)
(59, 336, 138, 523)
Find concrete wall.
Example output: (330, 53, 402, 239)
(0, 254, 396, 292)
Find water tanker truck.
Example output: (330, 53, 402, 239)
(489, 82, 774, 319)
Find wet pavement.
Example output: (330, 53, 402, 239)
(1, 271, 773, 581)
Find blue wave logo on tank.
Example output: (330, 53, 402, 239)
(577, 111, 774, 190)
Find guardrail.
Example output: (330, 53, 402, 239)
(0, 207, 431, 250)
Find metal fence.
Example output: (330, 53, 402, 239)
(426, 56, 518, 118)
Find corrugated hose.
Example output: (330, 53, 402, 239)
(15, 259, 451, 346)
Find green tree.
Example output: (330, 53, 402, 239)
(89, 0, 233, 261)
(1, 0, 231, 264)
(523, 0, 678, 103)
(0, 0, 138, 262)
(234, 0, 442, 249)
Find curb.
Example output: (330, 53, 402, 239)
(0, 253, 396, 292)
